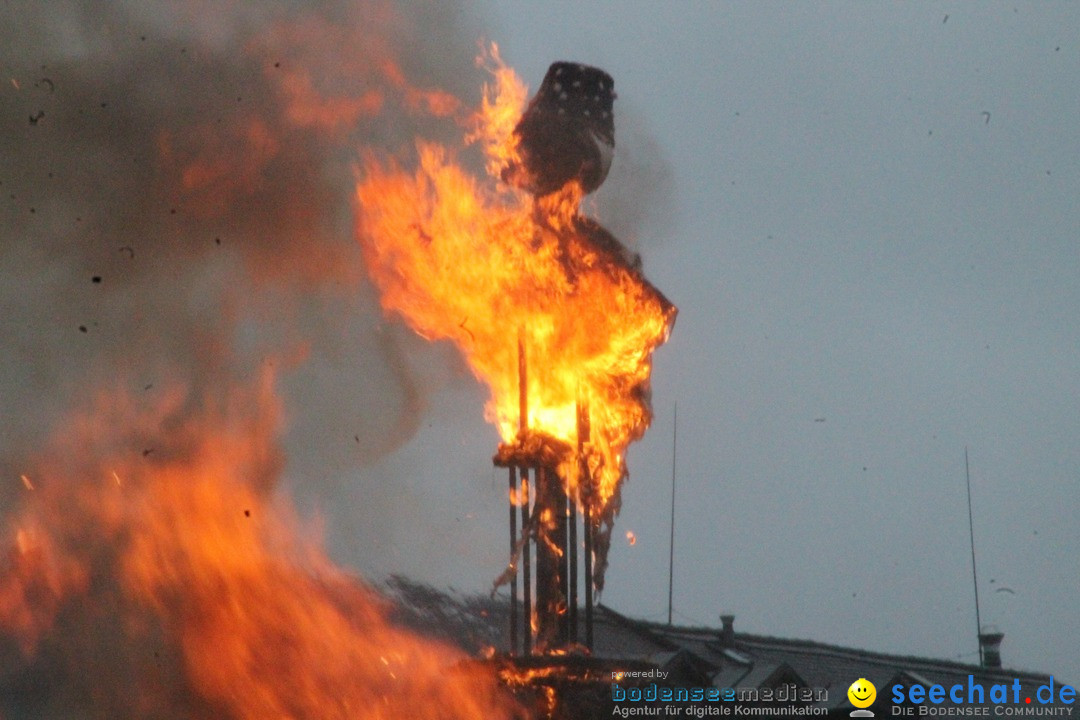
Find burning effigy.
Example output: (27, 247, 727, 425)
(356, 49, 676, 661)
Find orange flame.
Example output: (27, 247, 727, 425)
(0, 380, 521, 719)
(468, 44, 529, 178)
(355, 48, 675, 545)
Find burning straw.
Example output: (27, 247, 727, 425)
(356, 47, 676, 600)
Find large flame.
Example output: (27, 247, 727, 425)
(1, 0, 671, 709)
(355, 47, 675, 579)
(0, 378, 521, 719)
(0, 0, 670, 714)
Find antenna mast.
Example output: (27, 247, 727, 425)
(667, 403, 677, 626)
(965, 447, 984, 666)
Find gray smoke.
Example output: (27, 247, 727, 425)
(0, 1, 498, 717)
(591, 103, 676, 255)
(0, 0, 486, 504)
(0, 3, 678, 714)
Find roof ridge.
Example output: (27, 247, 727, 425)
(732, 632, 1052, 679)
(612, 612, 1055, 682)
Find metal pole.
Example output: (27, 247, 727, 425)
(534, 464, 568, 648)
(966, 447, 984, 666)
(555, 469, 568, 646)
(668, 402, 677, 626)
(509, 466, 518, 654)
(568, 474, 578, 643)
(583, 495, 593, 650)
(517, 334, 532, 654)
(521, 467, 532, 655)
(580, 401, 594, 651)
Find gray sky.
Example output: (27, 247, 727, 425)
(1, 0, 1076, 697)
(333, 1, 1080, 683)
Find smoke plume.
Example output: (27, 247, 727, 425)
(0, 1, 525, 717)
(0, 0, 486, 487)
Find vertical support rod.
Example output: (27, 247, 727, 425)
(534, 464, 568, 648)
(517, 334, 532, 655)
(571, 399, 588, 644)
(583, 492, 594, 650)
(554, 467, 569, 646)
(508, 466, 519, 655)
(521, 468, 532, 655)
(535, 464, 550, 647)
(568, 475, 578, 643)
(579, 401, 594, 651)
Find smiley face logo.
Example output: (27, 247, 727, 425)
(847, 678, 876, 708)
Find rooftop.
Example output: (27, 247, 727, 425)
(385, 577, 1076, 713)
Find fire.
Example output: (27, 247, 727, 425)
(0, 380, 521, 719)
(355, 47, 676, 587)
(469, 45, 529, 177)
(0, 0, 675, 713)
(3, 0, 671, 708)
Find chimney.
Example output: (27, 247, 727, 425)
(979, 627, 1004, 669)
(719, 614, 735, 648)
